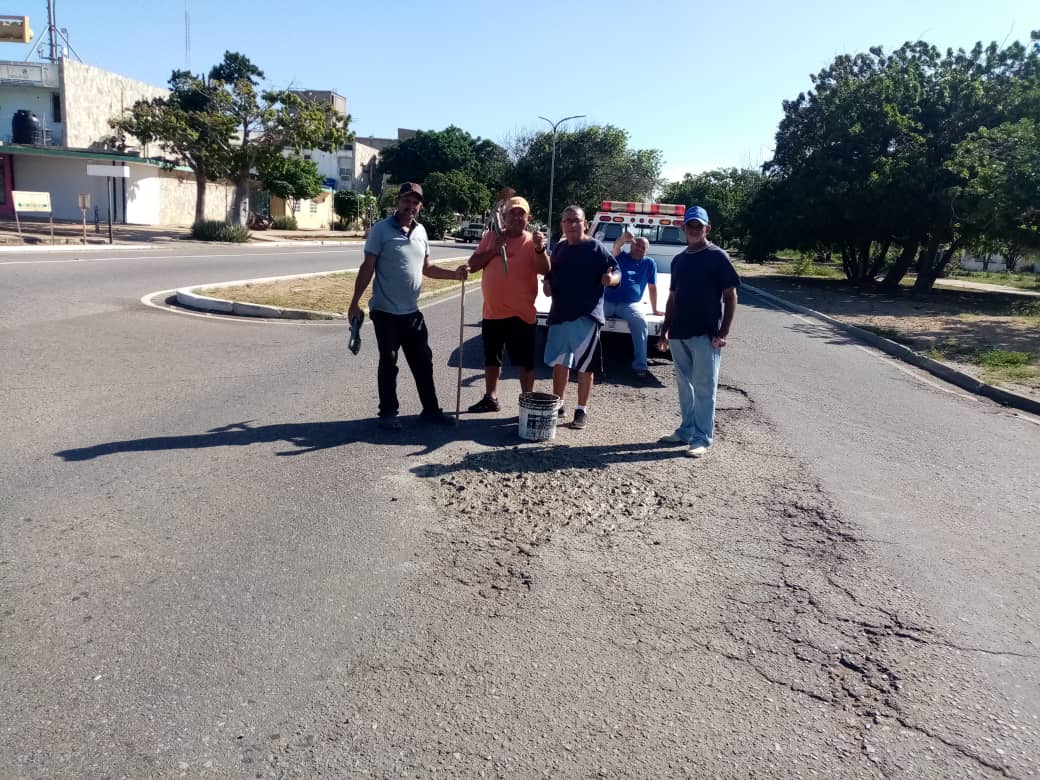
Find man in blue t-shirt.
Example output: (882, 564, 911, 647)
(543, 205, 620, 430)
(606, 230, 660, 379)
(657, 205, 740, 458)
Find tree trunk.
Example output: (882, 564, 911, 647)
(914, 238, 962, 292)
(868, 239, 891, 280)
(840, 243, 854, 279)
(1005, 248, 1022, 273)
(912, 237, 941, 292)
(193, 172, 207, 224)
(230, 165, 250, 226)
(881, 241, 918, 288)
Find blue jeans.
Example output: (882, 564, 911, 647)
(604, 300, 648, 370)
(670, 335, 721, 447)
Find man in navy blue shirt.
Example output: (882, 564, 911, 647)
(543, 205, 620, 430)
(606, 229, 661, 380)
(657, 206, 740, 457)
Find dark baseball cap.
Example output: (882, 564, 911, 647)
(397, 182, 423, 202)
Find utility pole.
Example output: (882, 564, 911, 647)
(538, 115, 585, 247)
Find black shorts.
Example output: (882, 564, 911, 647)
(481, 316, 537, 370)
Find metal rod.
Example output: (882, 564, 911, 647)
(455, 278, 465, 420)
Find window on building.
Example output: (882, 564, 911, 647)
(51, 93, 62, 123)
(309, 201, 319, 215)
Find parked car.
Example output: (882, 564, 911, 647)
(456, 221, 485, 243)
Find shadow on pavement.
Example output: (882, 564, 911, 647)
(57, 413, 677, 461)
(55, 413, 688, 463)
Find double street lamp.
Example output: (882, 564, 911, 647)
(538, 114, 585, 245)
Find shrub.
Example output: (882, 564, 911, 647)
(191, 220, 251, 243)
(271, 216, 298, 230)
(419, 211, 457, 240)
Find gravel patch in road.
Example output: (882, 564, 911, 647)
(253, 368, 1033, 777)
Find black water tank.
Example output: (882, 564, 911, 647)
(13, 110, 40, 144)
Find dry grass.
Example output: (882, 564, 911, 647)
(198, 260, 476, 315)
(742, 266, 1040, 396)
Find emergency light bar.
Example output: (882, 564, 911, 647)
(599, 201, 685, 217)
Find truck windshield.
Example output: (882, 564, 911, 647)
(592, 221, 685, 245)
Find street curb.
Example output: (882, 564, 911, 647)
(175, 257, 471, 321)
(743, 283, 1040, 416)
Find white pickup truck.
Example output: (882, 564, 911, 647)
(535, 200, 687, 339)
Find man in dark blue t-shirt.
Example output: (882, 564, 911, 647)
(658, 205, 740, 457)
(543, 205, 620, 430)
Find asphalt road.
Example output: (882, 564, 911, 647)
(1, 242, 1037, 777)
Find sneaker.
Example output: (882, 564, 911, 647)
(378, 416, 402, 430)
(557, 402, 565, 419)
(467, 394, 500, 413)
(571, 409, 587, 429)
(420, 409, 458, 427)
(634, 370, 650, 382)
(685, 445, 709, 458)
(657, 432, 684, 445)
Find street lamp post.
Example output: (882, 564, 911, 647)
(538, 114, 585, 246)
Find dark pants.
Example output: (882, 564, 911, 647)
(370, 308, 441, 418)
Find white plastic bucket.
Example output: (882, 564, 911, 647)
(518, 391, 559, 441)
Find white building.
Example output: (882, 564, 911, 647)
(0, 58, 237, 225)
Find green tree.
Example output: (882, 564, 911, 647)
(509, 125, 661, 233)
(208, 51, 351, 225)
(257, 155, 324, 217)
(949, 118, 1040, 271)
(378, 126, 507, 193)
(757, 33, 1040, 288)
(423, 170, 491, 217)
(334, 189, 359, 225)
(334, 189, 378, 229)
(415, 170, 493, 240)
(111, 70, 235, 222)
(662, 168, 765, 250)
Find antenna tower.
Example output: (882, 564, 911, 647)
(25, 0, 82, 62)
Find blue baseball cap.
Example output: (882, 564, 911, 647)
(683, 205, 710, 225)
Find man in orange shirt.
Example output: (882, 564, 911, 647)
(465, 196, 550, 412)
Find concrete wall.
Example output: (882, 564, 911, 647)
(60, 59, 167, 149)
(9, 154, 157, 222)
(9, 153, 235, 225)
(157, 169, 235, 226)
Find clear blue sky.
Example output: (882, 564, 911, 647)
(10, 0, 1037, 184)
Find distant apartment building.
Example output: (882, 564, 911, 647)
(287, 90, 413, 195)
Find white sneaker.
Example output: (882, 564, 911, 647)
(685, 445, 709, 458)
(658, 432, 684, 444)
